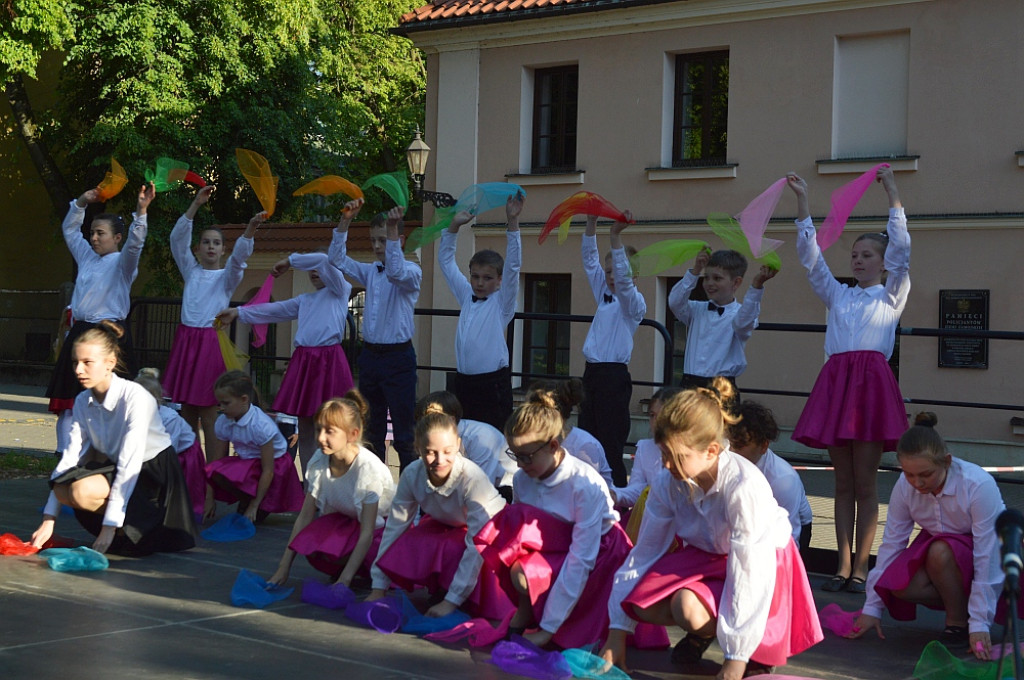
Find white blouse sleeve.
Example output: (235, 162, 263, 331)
(103, 390, 160, 527)
(795, 217, 842, 309)
(862, 480, 916, 619)
(371, 469, 420, 591)
(608, 475, 679, 632)
(538, 478, 607, 634)
(882, 208, 911, 313)
(716, 483, 781, 661)
(444, 473, 506, 606)
(967, 478, 1005, 634)
(438, 231, 471, 305)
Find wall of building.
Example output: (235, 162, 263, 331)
(409, 0, 1024, 452)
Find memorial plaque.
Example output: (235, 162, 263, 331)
(938, 289, 988, 368)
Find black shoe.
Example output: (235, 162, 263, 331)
(845, 576, 867, 594)
(744, 660, 775, 677)
(821, 574, 849, 592)
(671, 634, 715, 665)
(939, 625, 969, 648)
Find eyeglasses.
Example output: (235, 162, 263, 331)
(505, 439, 551, 465)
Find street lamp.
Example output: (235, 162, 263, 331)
(405, 128, 457, 208)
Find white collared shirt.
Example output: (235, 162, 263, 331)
(863, 458, 1004, 634)
(371, 456, 506, 605)
(438, 230, 521, 374)
(63, 201, 146, 322)
(329, 231, 421, 344)
(795, 208, 910, 359)
(237, 253, 350, 347)
(305, 447, 395, 529)
(458, 419, 515, 486)
(614, 438, 663, 508)
(214, 405, 288, 460)
(755, 448, 813, 542)
(581, 235, 646, 364)
(668, 270, 762, 377)
(608, 449, 792, 662)
(171, 215, 253, 327)
(513, 453, 619, 635)
(45, 375, 172, 527)
(158, 404, 197, 453)
(562, 426, 614, 487)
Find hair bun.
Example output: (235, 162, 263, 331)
(137, 367, 160, 379)
(913, 411, 938, 428)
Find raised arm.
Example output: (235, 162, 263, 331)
(498, 197, 523, 321)
(328, 199, 373, 282)
(384, 206, 422, 291)
(581, 216, 606, 301)
(790, 174, 841, 307)
(438, 213, 474, 304)
(878, 168, 911, 312)
(733, 266, 774, 341)
(609, 212, 646, 321)
(62, 190, 101, 265)
(118, 183, 156, 282)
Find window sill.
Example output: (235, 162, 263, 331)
(816, 156, 919, 175)
(646, 164, 737, 181)
(1016, 151, 1024, 167)
(506, 171, 585, 186)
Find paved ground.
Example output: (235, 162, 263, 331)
(0, 383, 1018, 680)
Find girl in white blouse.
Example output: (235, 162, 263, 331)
(205, 371, 304, 521)
(367, 413, 513, 620)
(32, 322, 197, 555)
(268, 391, 396, 587)
(476, 391, 661, 650)
(601, 377, 822, 680)
(163, 185, 263, 453)
(848, 413, 1005, 661)
(787, 169, 910, 593)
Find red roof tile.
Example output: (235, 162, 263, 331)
(398, 0, 633, 31)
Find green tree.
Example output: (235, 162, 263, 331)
(2, 0, 77, 213)
(4, 0, 425, 293)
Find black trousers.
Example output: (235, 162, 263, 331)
(578, 362, 632, 487)
(452, 366, 513, 432)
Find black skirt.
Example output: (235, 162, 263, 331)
(52, 446, 198, 556)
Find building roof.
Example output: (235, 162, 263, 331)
(398, 0, 662, 33)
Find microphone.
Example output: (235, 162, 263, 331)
(997, 508, 1024, 594)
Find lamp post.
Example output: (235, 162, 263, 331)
(405, 128, 457, 208)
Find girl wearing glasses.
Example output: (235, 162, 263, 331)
(366, 412, 514, 620)
(476, 391, 665, 650)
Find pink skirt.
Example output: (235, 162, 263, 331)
(622, 541, 823, 666)
(793, 350, 907, 451)
(163, 325, 226, 407)
(205, 454, 304, 513)
(289, 512, 384, 579)
(177, 438, 208, 520)
(874, 530, 974, 621)
(476, 503, 668, 650)
(374, 516, 514, 620)
(273, 345, 354, 417)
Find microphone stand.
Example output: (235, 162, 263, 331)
(997, 571, 1023, 680)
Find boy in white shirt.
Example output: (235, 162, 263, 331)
(668, 249, 775, 397)
(438, 193, 524, 431)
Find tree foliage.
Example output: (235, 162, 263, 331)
(4, 0, 425, 293)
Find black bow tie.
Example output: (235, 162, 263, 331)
(376, 263, 384, 273)
(472, 295, 487, 303)
(707, 301, 725, 316)
(603, 294, 614, 304)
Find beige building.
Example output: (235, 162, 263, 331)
(396, 0, 1024, 463)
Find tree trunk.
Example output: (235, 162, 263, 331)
(5, 74, 72, 215)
